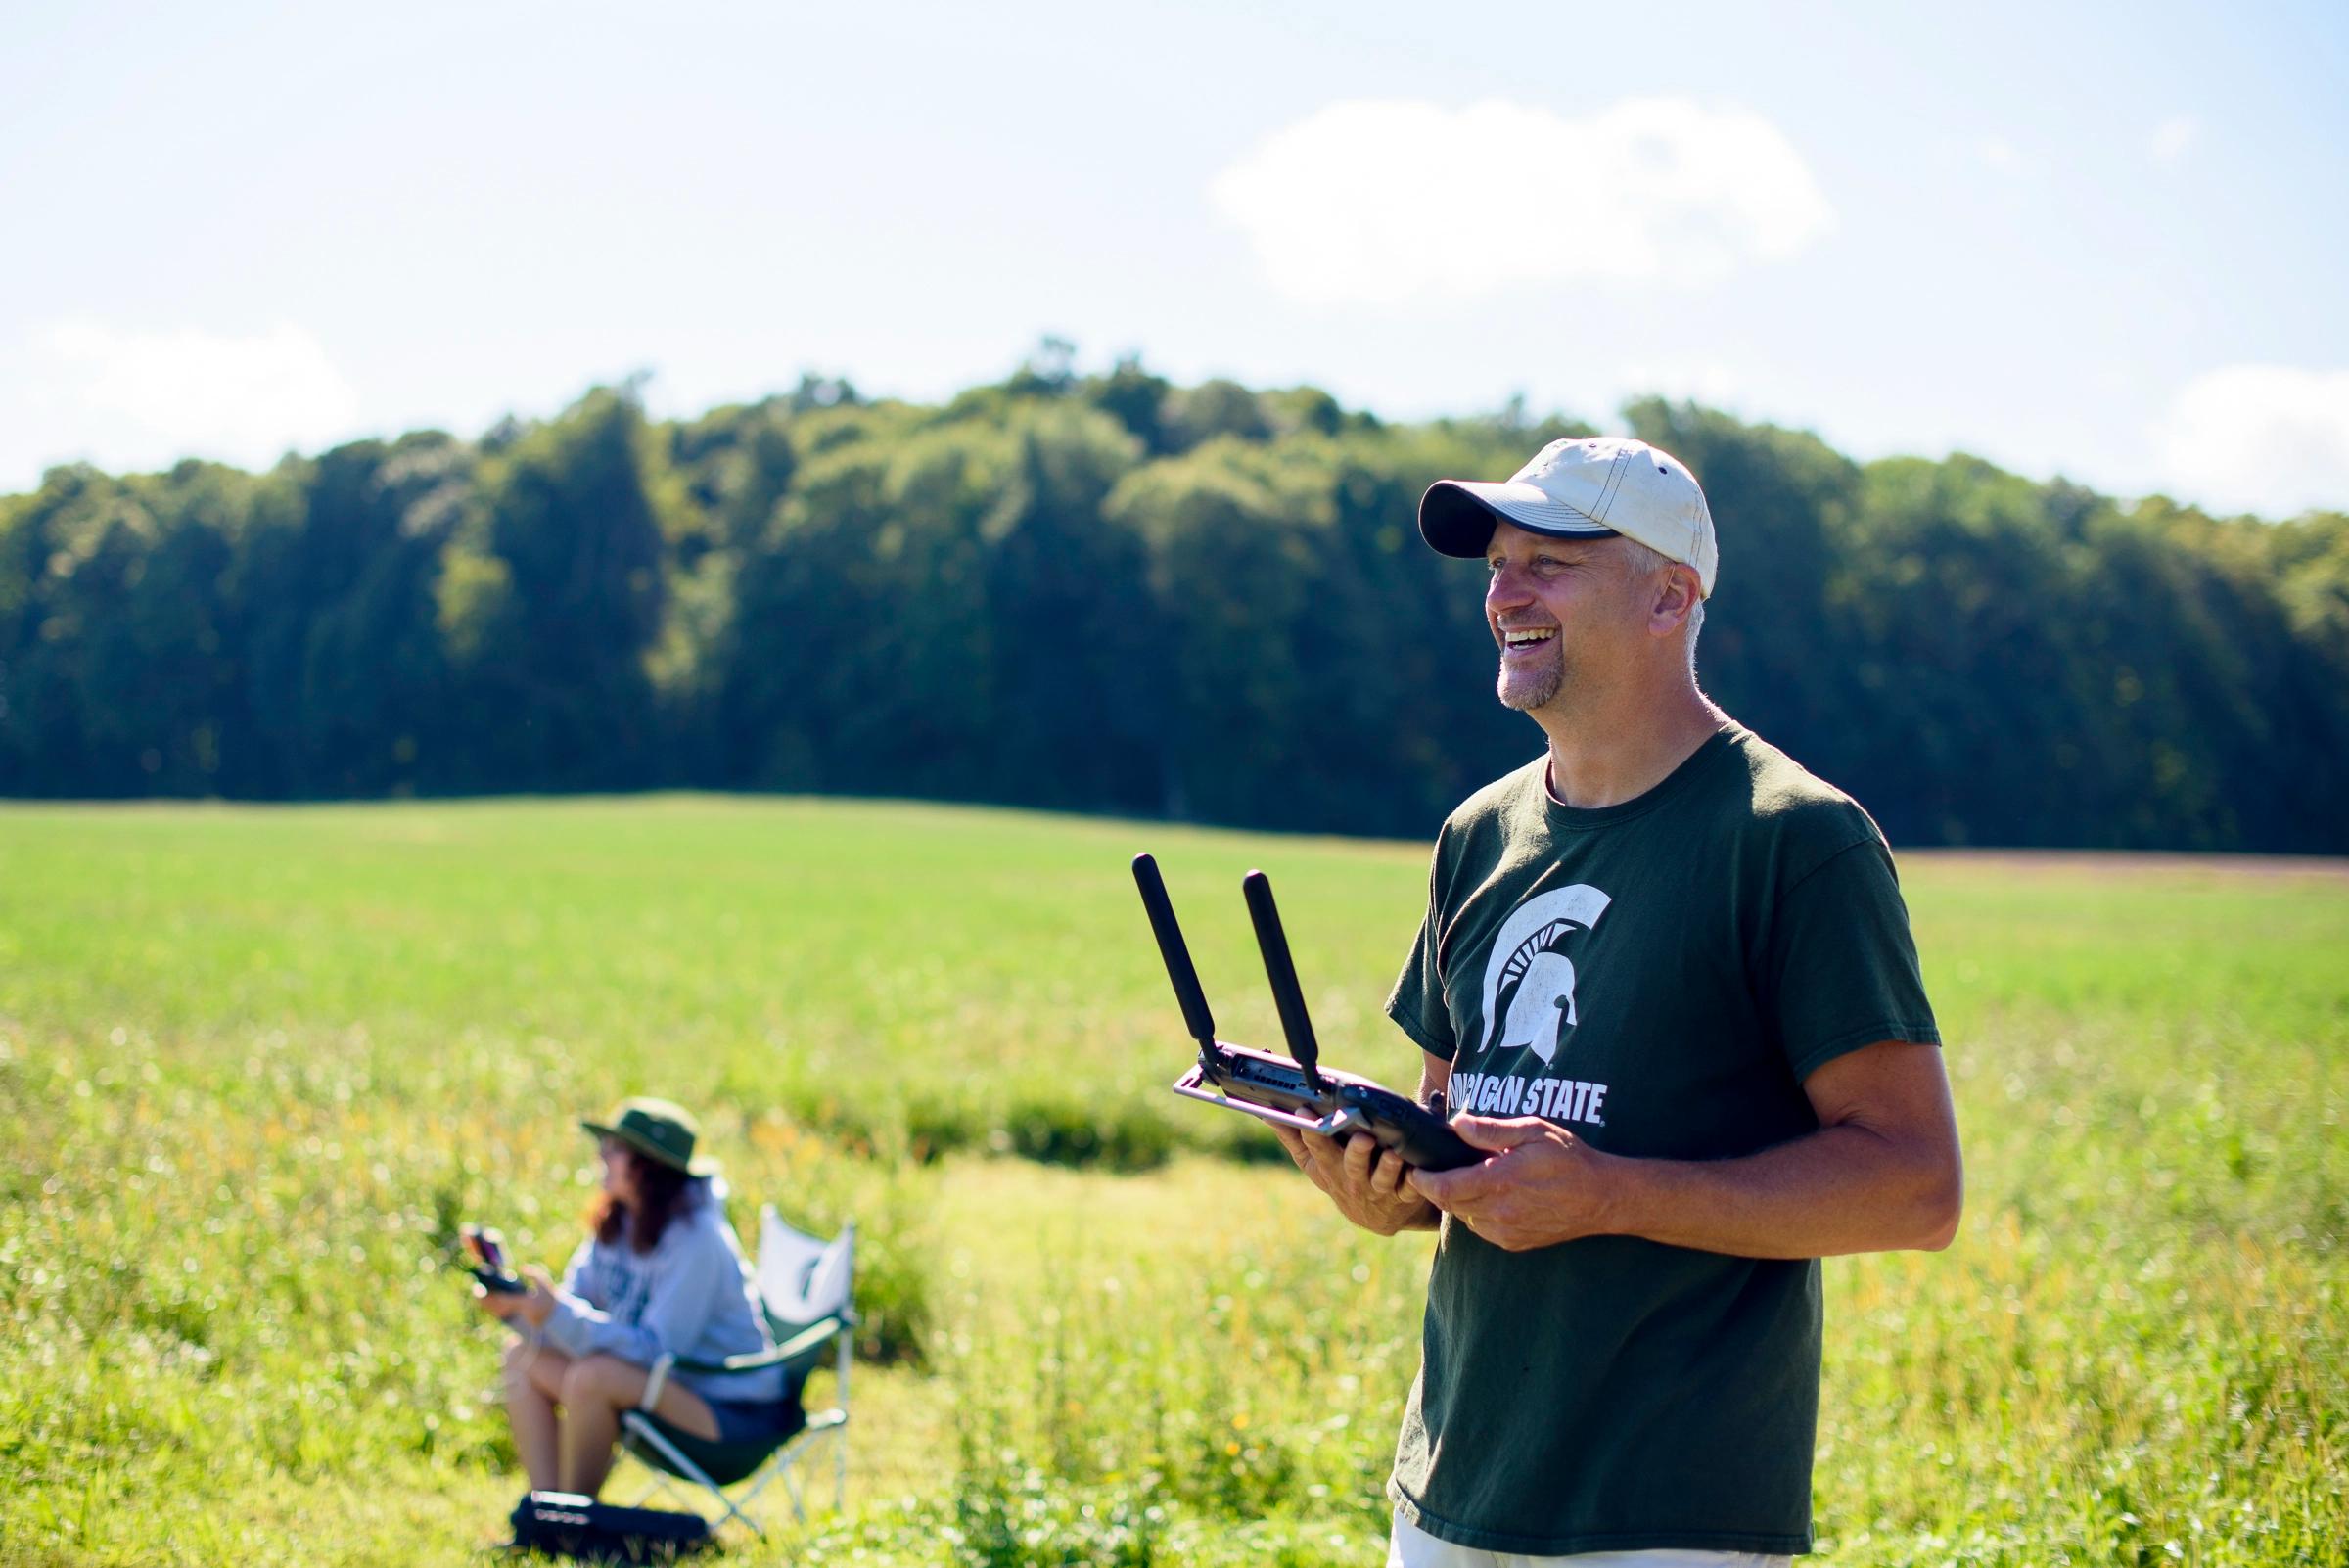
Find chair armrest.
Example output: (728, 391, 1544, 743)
(661, 1314, 849, 1376)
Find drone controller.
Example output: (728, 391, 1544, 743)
(1131, 854, 1478, 1173)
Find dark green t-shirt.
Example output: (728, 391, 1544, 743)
(1384, 723, 1940, 1557)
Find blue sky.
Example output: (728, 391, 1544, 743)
(4, 0, 2345, 515)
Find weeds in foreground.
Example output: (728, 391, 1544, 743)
(1, 802, 2343, 1565)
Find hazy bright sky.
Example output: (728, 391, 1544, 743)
(5, 0, 2346, 515)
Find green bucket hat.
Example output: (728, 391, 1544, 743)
(580, 1096, 717, 1177)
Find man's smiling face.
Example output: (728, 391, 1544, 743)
(1483, 520, 1650, 714)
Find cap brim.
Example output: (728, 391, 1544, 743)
(1418, 481, 1620, 558)
(580, 1119, 716, 1176)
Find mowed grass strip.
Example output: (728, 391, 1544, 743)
(0, 798, 2342, 1567)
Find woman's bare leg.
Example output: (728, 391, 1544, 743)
(501, 1337, 573, 1492)
(555, 1355, 721, 1498)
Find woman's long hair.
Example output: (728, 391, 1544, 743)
(589, 1146, 701, 1254)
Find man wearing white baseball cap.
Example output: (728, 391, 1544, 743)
(1273, 437, 1962, 1565)
(1417, 434, 1721, 597)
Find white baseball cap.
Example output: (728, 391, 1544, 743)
(1419, 437, 1719, 597)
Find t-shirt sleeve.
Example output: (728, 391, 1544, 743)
(1385, 838, 1460, 1060)
(1765, 837, 1941, 1081)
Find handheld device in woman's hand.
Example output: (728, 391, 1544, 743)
(461, 1222, 529, 1294)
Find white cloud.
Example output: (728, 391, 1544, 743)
(1976, 136, 2026, 173)
(1208, 97, 1834, 306)
(2148, 115, 2199, 162)
(24, 319, 361, 478)
(2153, 365, 2349, 517)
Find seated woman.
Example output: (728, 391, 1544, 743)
(478, 1096, 791, 1498)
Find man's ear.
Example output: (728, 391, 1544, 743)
(1648, 566, 1701, 635)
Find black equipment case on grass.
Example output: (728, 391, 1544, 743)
(508, 1491, 712, 1563)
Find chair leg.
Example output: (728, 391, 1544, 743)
(728, 1455, 795, 1526)
(761, 1424, 841, 1527)
(836, 1334, 852, 1511)
(627, 1463, 689, 1511)
(619, 1417, 763, 1538)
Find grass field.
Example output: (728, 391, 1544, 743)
(2, 796, 2344, 1566)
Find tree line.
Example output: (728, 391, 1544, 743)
(4, 351, 2345, 851)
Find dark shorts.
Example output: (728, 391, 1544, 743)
(703, 1394, 802, 1445)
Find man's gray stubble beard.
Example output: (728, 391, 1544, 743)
(1497, 649, 1564, 713)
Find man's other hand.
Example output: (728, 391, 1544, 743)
(1407, 1114, 1622, 1251)
(1273, 1126, 1439, 1235)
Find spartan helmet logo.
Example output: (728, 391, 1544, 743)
(1473, 885, 1612, 1065)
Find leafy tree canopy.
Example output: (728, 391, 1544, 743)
(3, 353, 2342, 852)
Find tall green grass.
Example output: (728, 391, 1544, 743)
(1, 801, 2341, 1565)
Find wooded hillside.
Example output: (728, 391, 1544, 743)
(6, 356, 2344, 850)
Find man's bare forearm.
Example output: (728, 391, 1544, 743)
(1411, 1040, 1963, 1257)
(1602, 1122, 1960, 1258)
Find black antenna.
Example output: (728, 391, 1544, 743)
(1242, 869, 1326, 1093)
(1131, 854, 1217, 1049)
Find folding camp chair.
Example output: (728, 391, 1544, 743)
(619, 1207, 856, 1537)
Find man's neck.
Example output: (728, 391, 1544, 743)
(1537, 684, 1729, 809)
